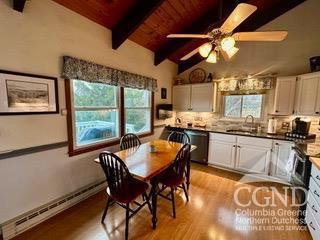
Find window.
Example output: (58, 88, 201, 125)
(124, 88, 151, 134)
(224, 94, 263, 118)
(66, 79, 154, 155)
(72, 80, 120, 148)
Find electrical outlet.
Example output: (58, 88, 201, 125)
(281, 122, 290, 130)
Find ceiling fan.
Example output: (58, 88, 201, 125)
(167, 3, 288, 63)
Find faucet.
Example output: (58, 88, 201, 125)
(244, 115, 255, 132)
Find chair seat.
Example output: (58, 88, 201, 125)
(107, 177, 148, 204)
(155, 167, 184, 188)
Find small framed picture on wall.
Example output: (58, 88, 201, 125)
(161, 88, 167, 99)
(0, 70, 59, 115)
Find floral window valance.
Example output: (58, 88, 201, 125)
(217, 76, 275, 92)
(61, 56, 158, 92)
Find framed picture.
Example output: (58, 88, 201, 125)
(161, 88, 167, 99)
(0, 70, 59, 115)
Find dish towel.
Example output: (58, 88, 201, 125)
(286, 150, 295, 174)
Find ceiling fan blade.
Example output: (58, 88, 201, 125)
(220, 3, 257, 33)
(167, 34, 209, 39)
(180, 48, 200, 61)
(232, 31, 288, 41)
(221, 47, 239, 61)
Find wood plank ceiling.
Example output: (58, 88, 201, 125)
(52, 0, 306, 73)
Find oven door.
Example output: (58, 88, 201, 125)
(291, 146, 311, 188)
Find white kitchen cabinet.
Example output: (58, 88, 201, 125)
(272, 76, 296, 115)
(208, 137, 236, 168)
(295, 72, 320, 116)
(235, 145, 271, 174)
(172, 85, 191, 111)
(191, 83, 214, 112)
(235, 137, 272, 175)
(173, 83, 214, 112)
(270, 140, 293, 182)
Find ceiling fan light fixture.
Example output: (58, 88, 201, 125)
(221, 36, 236, 52)
(206, 51, 217, 63)
(199, 43, 212, 57)
(225, 46, 239, 59)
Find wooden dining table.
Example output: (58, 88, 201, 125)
(94, 139, 196, 229)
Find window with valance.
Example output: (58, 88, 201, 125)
(62, 56, 156, 156)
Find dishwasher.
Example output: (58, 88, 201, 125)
(184, 130, 208, 165)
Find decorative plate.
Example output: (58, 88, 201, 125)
(189, 68, 206, 84)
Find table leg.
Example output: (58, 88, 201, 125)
(150, 179, 158, 229)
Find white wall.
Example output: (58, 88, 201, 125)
(0, 0, 176, 223)
(179, 0, 320, 79)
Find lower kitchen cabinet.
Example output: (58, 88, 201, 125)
(208, 133, 291, 182)
(208, 140, 236, 168)
(270, 140, 293, 181)
(235, 144, 271, 174)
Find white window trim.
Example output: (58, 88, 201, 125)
(221, 94, 265, 121)
(70, 80, 121, 150)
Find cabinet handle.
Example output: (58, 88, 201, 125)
(275, 143, 279, 145)
(275, 110, 279, 113)
(316, 175, 320, 181)
(233, 145, 236, 147)
(314, 190, 320, 198)
(309, 222, 316, 231)
(237, 146, 241, 148)
(312, 205, 318, 213)
(316, 112, 319, 114)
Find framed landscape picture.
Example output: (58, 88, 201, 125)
(0, 70, 59, 115)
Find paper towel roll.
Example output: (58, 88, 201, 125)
(267, 119, 277, 134)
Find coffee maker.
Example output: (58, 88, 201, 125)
(285, 117, 315, 139)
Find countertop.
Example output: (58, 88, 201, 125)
(166, 124, 320, 157)
(310, 157, 320, 170)
(166, 125, 292, 141)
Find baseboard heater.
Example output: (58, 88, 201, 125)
(1, 180, 107, 240)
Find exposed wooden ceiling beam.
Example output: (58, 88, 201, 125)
(177, 0, 307, 74)
(112, 0, 165, 50)
(154, 0, 243, 66)
(13, 0, 26, 12)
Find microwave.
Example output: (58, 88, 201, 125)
(156, 104, 173, 120)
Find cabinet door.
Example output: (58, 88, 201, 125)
(273, 76, 296, 115)
(208, 140, 236, 168)
(190, 83, 213, 112)
(173, 85, 191, 111)
(271, 141, 293, 182)
(235, 145, 271, 174)
(295, 75, 320, 115)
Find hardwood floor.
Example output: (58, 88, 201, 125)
(13, 164, 312, 240)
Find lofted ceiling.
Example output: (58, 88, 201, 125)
(52, 0, 306, 73)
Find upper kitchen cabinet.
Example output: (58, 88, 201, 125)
(295, 72, 320, 116)
(173, 83, 214, 112)
(272, 76, 296, 115)
(172, 85, 191, 111)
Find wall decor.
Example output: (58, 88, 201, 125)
(0, 70, 59, 115)
(161, 88, 167, 99)
(189, 68, 206, 84)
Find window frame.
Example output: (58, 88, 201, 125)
(124, 88, 152, 135)
(65, 79, 154, 156)
(222, 94, 265, 120)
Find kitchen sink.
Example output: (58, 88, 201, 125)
(226, 129, 255, 135)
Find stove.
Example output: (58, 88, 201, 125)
(285, 132, 316, 140)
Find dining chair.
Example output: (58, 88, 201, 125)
(99, 151, 152, 240)
(167, 131, 191, 190)
(120, 133, 141, 150)
(154, 143, 191, 218)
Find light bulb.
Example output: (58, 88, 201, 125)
(206, 51, 217, 63)
(225, 46, 239, 59)
(199, 43, 212, 57)
(221, 37, 235, 52)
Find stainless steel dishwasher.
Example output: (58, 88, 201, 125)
(184, 130, 208, 165)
